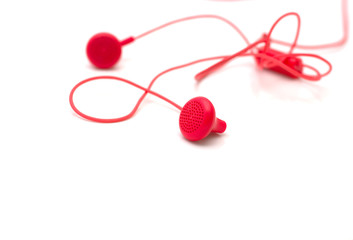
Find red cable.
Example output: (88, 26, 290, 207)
(134, 14, 251, 46)
(271, 0, 349, 49)
(70, 56, 226, 123)
(195, 40, 265, 80)
(264, 12, 301, 54)
(69, 76, 182, 123)
(132, 0, 349, 50)
(195, 12, 333, 81)
(71, 2, 346, 123)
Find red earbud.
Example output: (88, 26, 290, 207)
(86, 33, 134, 69)
(179, 97, 226, 141)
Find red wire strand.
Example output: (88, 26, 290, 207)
(264, 12, 301, 54)
(134, 14, 251, 46)
(271, 0, 349, 50)
(69, 76, 182, 123)
(195, 40, 265, 81)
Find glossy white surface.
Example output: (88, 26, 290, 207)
(0, 0, 352, 239)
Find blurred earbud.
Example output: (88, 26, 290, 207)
(86, 33, 134, 69)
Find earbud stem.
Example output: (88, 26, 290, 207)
(212, 118, 227, 133)
(120, 36, 135, 46)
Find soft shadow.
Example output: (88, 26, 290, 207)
(86, 64, 122, 72)
(71, 112, 93, 122)
(85, 57, 134, 72)
(251, 69, 329, 102)
(192, 60, 329, 102)
(183, 132, 227, 147)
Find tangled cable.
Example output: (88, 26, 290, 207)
(70, 2, 348, 140)
(196, 12, 336, 81)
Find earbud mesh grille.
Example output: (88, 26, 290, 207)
(179, 101, 204, 134)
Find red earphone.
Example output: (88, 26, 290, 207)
(71, 1, 348, 142)
(85, 0, 348, 81)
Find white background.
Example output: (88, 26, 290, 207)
(0, 0, 352, 239)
